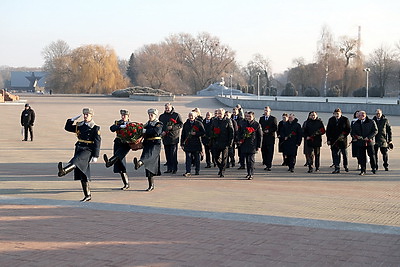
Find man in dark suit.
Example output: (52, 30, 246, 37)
(258, 106, 277, 171)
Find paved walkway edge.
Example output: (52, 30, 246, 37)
(1, 195, 399, 236)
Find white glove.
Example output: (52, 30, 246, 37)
(120, 124, 127, 129)
(71, 114, 81, 121)
(142, 129, 147, 133)
(90, 157, 98, 163)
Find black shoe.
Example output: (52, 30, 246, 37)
(164, 170, 172, 173)
(121, 184, 130, 190)
(80, 195, 91, 202)
(359, 171, 366, 176)
(146, 186, 154, 192)
(247, 175, 253, 180)
(385, 167, 389, 171)
(332, 169, 340, 174)
(219, 173, 224, 177)
(344, 167, 349, 172)
(330, 163, 335, 168)
(237, 166, 245, 170)
(307, 168, 313, 173)
(226, 164, 230, 168)
(264, 167, 271, 171)
(315, 168, 320, 172)
(172, 170, 177, 174)
(195, 171, 199, 175)
(281, 162, 286, 166)
(231, 163, 235, 167)
(205, 165, 211, 168)
(304, 163, 307, 167)
(183, 173, 191, 177)
(372, 169, 376, 174)
(57, 162, 64, 177)
(289, 168, 294, 173)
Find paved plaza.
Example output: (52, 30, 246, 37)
(0, 95, 400, 266)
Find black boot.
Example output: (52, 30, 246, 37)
(120, 172, 130, 190)
(104, 154, 119, 168)
(80, 180, 91, 202)
(58, 162, 76, 177)
(146, 175, 154, 191)
(307, 165, 313, 173)
(134, 157, 144, 170)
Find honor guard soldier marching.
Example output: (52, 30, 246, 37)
(103, 109, 132, 190)
(57, 108, 101, 202)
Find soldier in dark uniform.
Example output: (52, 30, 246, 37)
(202, 112, 213, 168)
(103, 109, 132, 190)
(238, 111, 262, 179)
(259, 106, 278, 171)
(21, 103, 35, 141)
(326, 108, 351, 173)
(159, 103, 183, 174)
(351, 110, 378, 175)
(133, 108, 163, 191)
(210, 108, 234, 177)
(373, 109, 392, 171)
(281, 113, 302, 172)
(181, 112, 205, 177)
(57, 108, 101, 202)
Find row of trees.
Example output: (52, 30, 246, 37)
(2, 26, 399, 96)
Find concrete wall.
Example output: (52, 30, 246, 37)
(129, 94, 175, 102)
(216, 96, 400, 116)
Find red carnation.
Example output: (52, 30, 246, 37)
(193, 125, 199, 132)
(213, 127, 221, 134)
(170, 118, 177, 124)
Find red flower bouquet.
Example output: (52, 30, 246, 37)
(117, 122, 144, 150)
(243, 127, 255, 139)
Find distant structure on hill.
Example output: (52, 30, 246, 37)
(10, 71, 47, 92)
(197, 79, 252, 96)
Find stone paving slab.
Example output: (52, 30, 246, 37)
(1, 95, 400, 266)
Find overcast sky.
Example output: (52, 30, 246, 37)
(1, 0, 399, 73)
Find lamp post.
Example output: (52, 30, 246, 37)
(257, 73, 260, 100)
(230, 74, 233, 98)
(363, 68, 370, 104)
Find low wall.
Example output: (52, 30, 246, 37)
(129, 94, 175, 102)
(216, 96, 400, 116)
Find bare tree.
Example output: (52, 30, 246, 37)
(368, 45, 395, 97)
(339, 36, 363, 96)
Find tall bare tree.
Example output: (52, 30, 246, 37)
(368, 45, 395, 97)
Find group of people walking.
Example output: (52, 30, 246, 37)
(56, 103, 393, 202)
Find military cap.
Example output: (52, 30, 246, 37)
(147, 108, 158, 116)
(120, 109, 130, 115)
(82, 108, 94, 115)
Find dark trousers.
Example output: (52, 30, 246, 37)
(357, 145, 376, 172)
(331, 147, 348, 169)
(23, 124, 33, 141)
(227, 145, 235, 166)
(164, 143, 178, 172)
(374, 146, 389, 168)
(214, 147, 228, 174)
(185, 151, 200, 173)
(305, 146, 320, 169)
(261, 143, 274, 168)
(287, 155, 297, 170)
(204, 144, 212, 166)
(243, 152, 255, 176)
(237, 145, 245, 167)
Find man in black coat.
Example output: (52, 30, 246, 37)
(181, 112, 205, 176)
(373, 109, 392, 171)
(281, 113, 302, 172)
(211, 108, 234, 177)
(351, 110, 378, 175)
(258, 106, 278, 171)
(326, 108, 351, 173)
(232, 107, 245, 169)
(225, 110, 238, 168)
(159, 103, 183, 174)
(238, 111, 262, 179)
(57, 108, 101, 202)
(302, 111, 325, 173)
(21, 103, 35, 141)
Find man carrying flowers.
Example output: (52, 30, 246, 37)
(181, 112, 205, 177)
(238, 111, 262, 179)
(282, 113, 302, 172)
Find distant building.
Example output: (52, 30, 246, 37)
(10, 71, 47, 92)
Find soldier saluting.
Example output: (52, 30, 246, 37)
(57, 108, 101, 202)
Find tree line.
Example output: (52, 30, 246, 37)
(2, 26, 400, 96)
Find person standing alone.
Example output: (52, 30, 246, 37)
(21, 103, 35, 141)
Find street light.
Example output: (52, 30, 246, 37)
(363, 68, 370, 104)
(257, 73, 260, 100)
(229, 74, 233, 98)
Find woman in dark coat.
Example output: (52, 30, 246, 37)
(202, 112, 213, 168)
(277, 113, 289, 166)
(302, 111, 325, 173)
(57, 108, 101, 202)
(103, 109, 132, 190)
(237, 111, 262, 179)
(133, 108, 163, 191)
(181, 112, 205, 176)
(281, 113, 302, 172)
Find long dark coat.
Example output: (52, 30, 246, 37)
(110, 119, 132, 173)
(326, 116, 350, 149)
(303, 118, 325, 148)
(201, 118, 213, 146)
(21, 108, 35, 126)
(281, 119, 302, 156)
(351, 117, 378, 147)
(259, 115, 278, 146)
(159, 109, 183, 145)
(140, 120, 163, 176)
(210, 117, 234, 150)
(277, 120, 286, 153)
(372, 115, 392, 147)
(65, 119, 101, 181)
(181, 119, 205, 152)
(238, 120, 262, 154)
